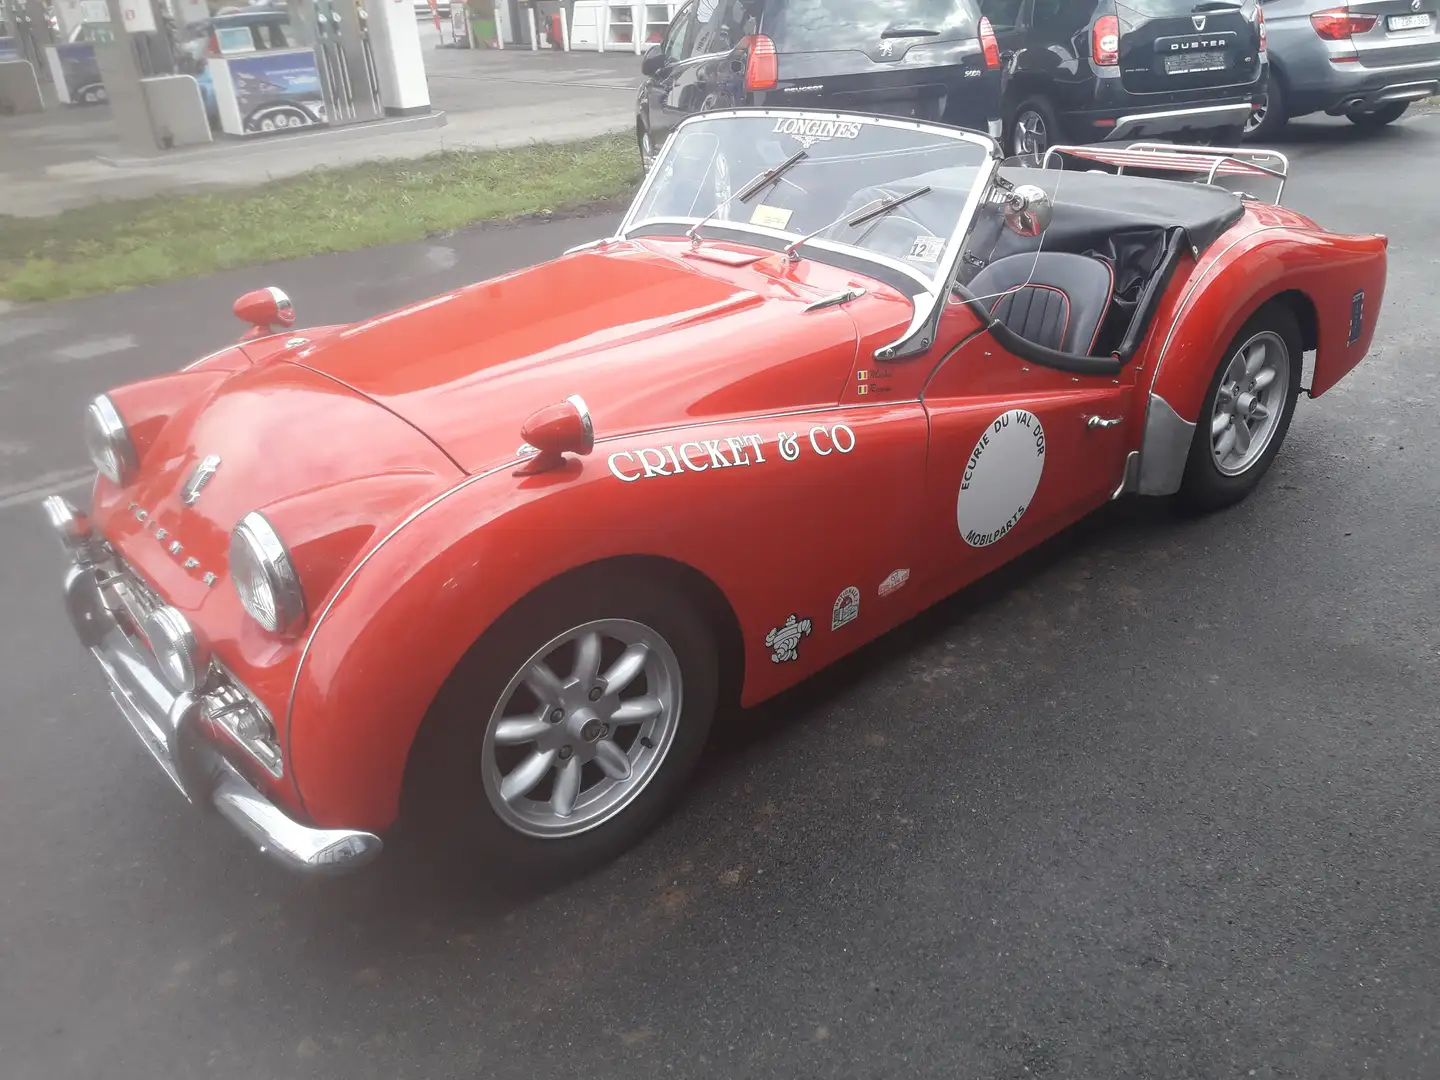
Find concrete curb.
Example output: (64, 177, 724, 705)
(94, 111, 449, 169)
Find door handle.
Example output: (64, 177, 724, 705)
(1087, 415, 1122, 429)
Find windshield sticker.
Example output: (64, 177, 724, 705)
(772, 117, 864, 148)
(608, 424, 856, 482)
(750, 204, 793, 230)
(907, 235, 946, 263)
(955, 409, 1046, 548)
(831, 587, 860, 631)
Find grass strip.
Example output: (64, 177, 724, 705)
(0, 131, 641, 303)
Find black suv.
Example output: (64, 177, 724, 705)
(635, 0, 1005, 167)
(983, 0, 1269, 156)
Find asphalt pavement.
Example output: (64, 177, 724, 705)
(2, 114, 1438, 1080)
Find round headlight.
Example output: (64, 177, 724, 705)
(229, 511, 306, 635)
(83, 395, 138, 486)
(142, 605, 210, 693)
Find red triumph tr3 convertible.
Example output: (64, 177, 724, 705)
(44, 109, 1386, 880)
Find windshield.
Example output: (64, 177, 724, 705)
(765, 0, 979, 51)
(623, 111, 998, 289)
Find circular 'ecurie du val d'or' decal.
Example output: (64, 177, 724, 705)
(956, 409, 1046, 548)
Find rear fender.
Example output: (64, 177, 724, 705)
(1137, 224, 1387, 495)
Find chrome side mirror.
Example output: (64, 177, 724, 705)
(1003, 184, 1053, 238)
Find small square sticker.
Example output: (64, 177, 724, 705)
(750, 204, 793, 230)
(907, 234, 945, 263)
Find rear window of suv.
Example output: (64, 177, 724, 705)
(764, 0, 979, 52)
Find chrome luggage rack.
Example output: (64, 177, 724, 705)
(1038, 142, 1291, 206)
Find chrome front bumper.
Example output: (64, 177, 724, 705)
(44, 495, 382, 876)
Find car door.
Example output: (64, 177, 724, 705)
(649, 0, 721, 144)
(915, 279, 1135, 594)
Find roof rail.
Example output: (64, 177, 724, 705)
(1038, 143, 1290, 205)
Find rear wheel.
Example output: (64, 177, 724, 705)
(1178, 303, 1303, 513)
(406, 570, 719, 881)
(1008, 97, 1060, 158)
(1349, 102, 1408, 129)
(1244, 78, 1288, 141)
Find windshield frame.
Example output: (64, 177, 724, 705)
(616, 109, 1001, 360)
(618, 109, 1000, 291)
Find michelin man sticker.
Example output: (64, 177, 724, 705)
(766, 614, 813, 663)
(955, 409, 1046, 548)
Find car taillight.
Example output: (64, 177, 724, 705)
(207, 30, 218, 55)
(1092, 15, 1119, 67)
(979, 17, 1001, 69)
(1309, 7, 1378, 39)
(1257, 6, 1266, 51)
(745, 34, 778, 91)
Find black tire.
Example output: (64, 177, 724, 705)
(637, 122, 655, 170)
(1244, 78, 1288, 142)
(404, 569, 719, 882)
(1349, 102, 1408, 129)
(1007, 96, 1061, 158)
(1178, 302, 1303, 513)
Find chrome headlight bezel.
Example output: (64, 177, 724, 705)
(83, 394, 137, 486)
(142, 605, 210, 693)
(229, 511, 306, 636)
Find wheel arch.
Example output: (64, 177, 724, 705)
(397, 552, 742, 819)
(1135, 223, 1380, 496)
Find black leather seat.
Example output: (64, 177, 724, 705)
(966, 252, 1115, 356)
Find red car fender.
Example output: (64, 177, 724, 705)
(285, 402, 929, 830)
(1136, 223, 1387, 496)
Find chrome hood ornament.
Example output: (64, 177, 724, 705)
(181, 454, 221, 505)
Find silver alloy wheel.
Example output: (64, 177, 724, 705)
(1245, 96, 1267, 135)
(1209, 330, 1290, 476)
(481, 618, 683, 839)
(1013, 110, 1048, 157)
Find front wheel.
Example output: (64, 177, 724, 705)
(1349, 102, 1408, 129)
(638, 123, 656, 170)
(405, 571, 719, 880)
(1178, 303, 1303, 513)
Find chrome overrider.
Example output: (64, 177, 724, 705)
(41, 494, 382, 875)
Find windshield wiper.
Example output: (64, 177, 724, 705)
(781, 185, 933, 262)
(1191, 2, 1242, 10)
(687, 148, 808, 247)
(881, 24, 942, 38)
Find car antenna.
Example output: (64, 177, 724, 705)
(688, 148, 809, 248)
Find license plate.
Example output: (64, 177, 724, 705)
(1387, 12, 1430, 30)
(1163, 50, 1227, 74)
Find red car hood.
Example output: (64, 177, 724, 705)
(282, 240, 877, 472)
